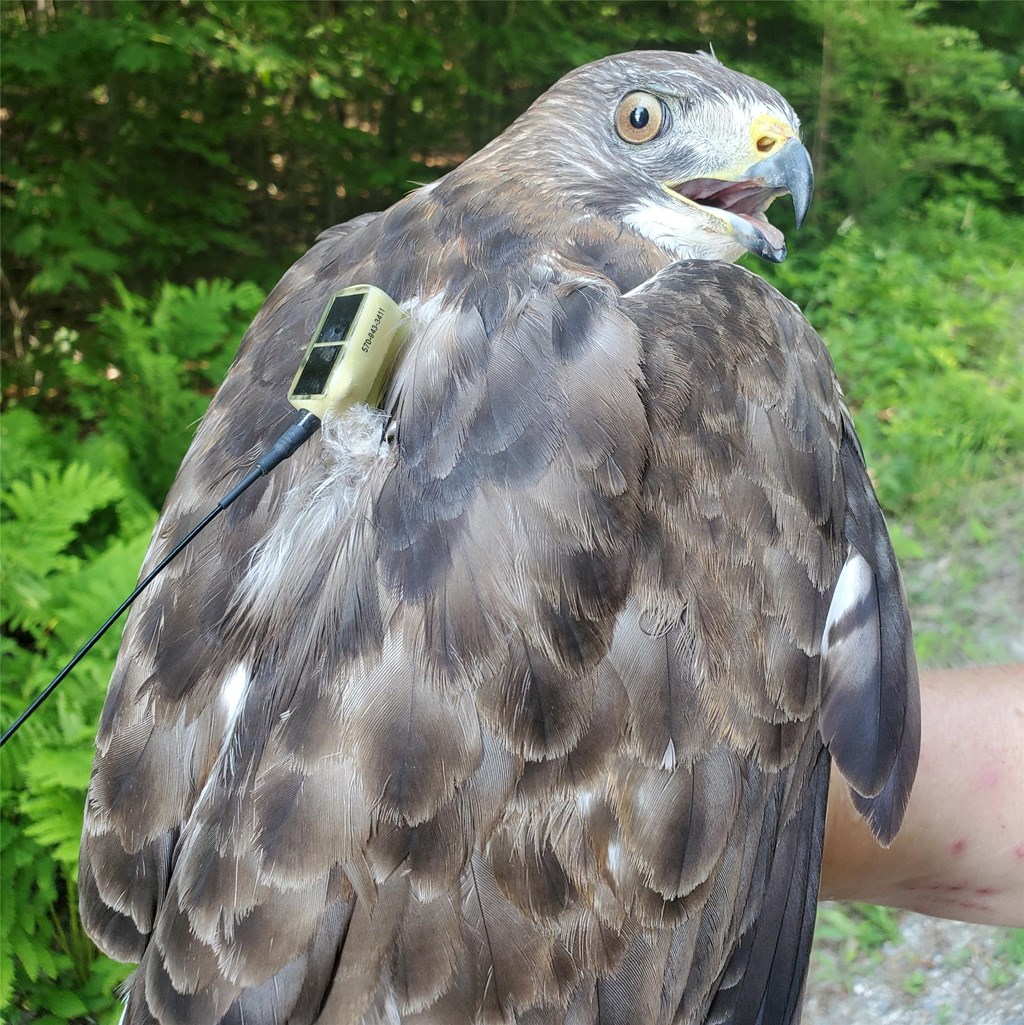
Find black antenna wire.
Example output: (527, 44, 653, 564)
(0, 409, 320, 748)
(1, 506, 221, 747)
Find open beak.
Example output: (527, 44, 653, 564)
(666, 138, 814, 263)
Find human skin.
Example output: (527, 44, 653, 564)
(820, 663, 1024, 927)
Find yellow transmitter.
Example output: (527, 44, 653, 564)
(288, 285, 409, 418)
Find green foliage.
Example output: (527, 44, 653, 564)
(902, 969, 928, 996)
(3, 462, 123, 633)
(2, 0, 1021, 1018)
(809, 2, 1022, 227)
(762, 196, 1023, 665)
(985, 931, 1024, 991)
(810, 902, 906, 994)
(766, 198, 1024, 531)
(815, 902, 903, 955)
(996, 926, 1024, 988)
(1, 414, 149, 1023)
(1, 277, 257, 1022)
(984, 929, 1024, 991)
(994, 928, 1024, 969)
(63, 277, 264, 506)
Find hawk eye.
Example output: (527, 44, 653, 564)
(616, 91, 666, 144)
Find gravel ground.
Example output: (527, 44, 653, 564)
(805, 914, 1024, 1024)
(804, 477, 1024, 1023)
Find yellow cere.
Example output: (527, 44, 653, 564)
(749, 113, 794, 158)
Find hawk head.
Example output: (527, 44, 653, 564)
(475, 50, 813, 264)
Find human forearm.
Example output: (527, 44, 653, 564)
(820, 663, 1024, 926)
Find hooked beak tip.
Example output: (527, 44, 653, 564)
(787, 141, 814, 229)
(747, 137, 814, 229)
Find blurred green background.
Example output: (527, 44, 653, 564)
(1, 2, 1021, 1021)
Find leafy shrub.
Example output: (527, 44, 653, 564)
(1, 278, 260, 1024)
(63, 277, 264, 507)
(764, 199, 1024, 537)
(1, 411, 147, 1024)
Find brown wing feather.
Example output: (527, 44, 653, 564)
(80, 214, 387, 965)
(82, 192, 917, 1024)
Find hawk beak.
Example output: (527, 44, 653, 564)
(665, 137, 814, 264)
(728, 137, 814, 263)
(744, 137, 814, 229)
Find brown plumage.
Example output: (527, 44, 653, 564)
(80, 52, 919, 1024)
